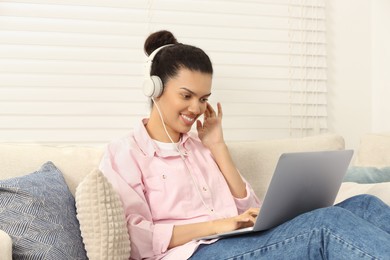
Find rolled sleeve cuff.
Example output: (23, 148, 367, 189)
(233, 182, 261, 214)
(153, 223, 175, 255)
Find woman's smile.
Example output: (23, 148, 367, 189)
(180, 113, 197, 126)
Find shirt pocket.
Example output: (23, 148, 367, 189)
(143, 170, 194, 221)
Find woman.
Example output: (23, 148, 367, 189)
(99, 30, 390, 260)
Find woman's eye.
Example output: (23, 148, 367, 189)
(182, 94, 191, 99)
(200, 98, 208, 103)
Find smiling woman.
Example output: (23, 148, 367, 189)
(99, 30, 260, 259)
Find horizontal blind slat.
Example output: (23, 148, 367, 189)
(0, 102, 149, 116)
(0, 31, 144, 48)
(0, 45, 143, 62)
(0, 2, 146, 23)
(0, 73, 142, 88)
(0, 87, 145, 102)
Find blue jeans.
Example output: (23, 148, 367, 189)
(190, 195, 390, 259)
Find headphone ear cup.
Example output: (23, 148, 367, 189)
(143, 75, 163, 98)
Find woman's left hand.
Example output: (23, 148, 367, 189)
(196, 102, 224, 149)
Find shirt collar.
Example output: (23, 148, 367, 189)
(134, 118, 191, 158)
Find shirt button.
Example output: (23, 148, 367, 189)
(202, 187, 207, 192)
(162, 174, 166, 179)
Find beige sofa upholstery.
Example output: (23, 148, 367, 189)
(1, 133, 389, 259)
(354, 133, 390, 167)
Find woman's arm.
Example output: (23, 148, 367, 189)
(208, 142, 247, 198)
(197, 102, 247, 198)
(169, 207, 259, 249)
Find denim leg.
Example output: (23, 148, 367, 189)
(190, 202, 390, 260)
(336, 194, 390, 234)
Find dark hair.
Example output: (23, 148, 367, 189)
(144, 30, 213, 87)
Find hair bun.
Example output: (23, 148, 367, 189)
(144, 30, 179, 56)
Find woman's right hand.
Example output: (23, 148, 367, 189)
(212, 208, 260, 234)
(169, 208, 260, 249)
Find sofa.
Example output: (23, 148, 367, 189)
(1, 133, 390, 259)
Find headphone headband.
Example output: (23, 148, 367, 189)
(144, 44, 174, 78)
(143, 44, 173, 98)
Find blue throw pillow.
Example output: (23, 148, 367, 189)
(0, 161, 87, 259)
(343, 166, 390, 183)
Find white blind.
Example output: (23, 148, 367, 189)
(0, 0, 327, 145)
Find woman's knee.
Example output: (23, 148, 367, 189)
(304, 206, 354, 229)
(337, 194, 384, 211)
(342, 194, 379, 204)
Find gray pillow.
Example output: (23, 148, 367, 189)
(343, 166, 390, 183)
(0, 161, 87, 259)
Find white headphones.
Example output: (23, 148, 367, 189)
(143, 44, 173, 98)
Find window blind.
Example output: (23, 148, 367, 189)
(0, 0, 327, 144)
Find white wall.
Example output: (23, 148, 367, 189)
(326, 0, 390, 150)
(372, 0, 390, 132)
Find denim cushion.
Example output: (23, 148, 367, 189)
(0, 161, 87, 259)
(343, 166, 390, 183)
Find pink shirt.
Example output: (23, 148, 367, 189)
(99, 118, 260, 260)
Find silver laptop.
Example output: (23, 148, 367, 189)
(195, 149, 353, 241)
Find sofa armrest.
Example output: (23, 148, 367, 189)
(0, 229, 12, 260)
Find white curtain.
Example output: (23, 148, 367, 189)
(0, 0, 327, 144)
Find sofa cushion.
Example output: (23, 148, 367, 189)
(343, 166, 390, 183)
(0, 161, 87, 259)
(227, 134, 345, 199)
(0, 143, 103, 196)
(354, 133, 390, 167)
(75, 169, 130, 260)
(336, 182, 390, 206)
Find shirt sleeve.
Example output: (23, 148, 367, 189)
(233, 175, 262, 214)
(99, 141, 174, 259)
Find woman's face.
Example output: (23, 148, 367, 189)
(152, 68, 212, 142)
